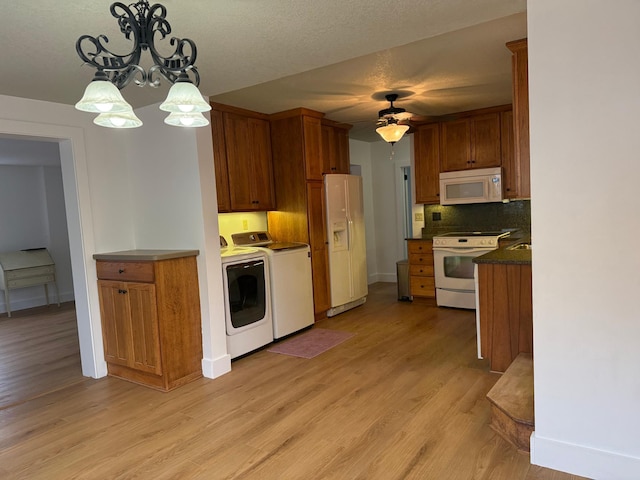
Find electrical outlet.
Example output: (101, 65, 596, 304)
(415, 212, 424, 222)
(432, 212, 442, 221)
(242, 219, 248, 230)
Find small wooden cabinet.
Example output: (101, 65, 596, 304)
(407, 240, 435, 299)
(210, 103, 276, 212)
(440, 112, 502, 172)
(94, 250, 202, 391)
(321, 119, 351, 174)
(414, 123, 441, 204)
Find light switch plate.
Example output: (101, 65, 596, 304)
(415, 212, 424, 222)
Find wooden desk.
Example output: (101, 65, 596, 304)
(0, 249, 60, 317)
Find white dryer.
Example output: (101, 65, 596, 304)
(232, 231, 314, 340)
(220, 236, 273, 359)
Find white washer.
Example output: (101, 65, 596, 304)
(220, 236, 273, 359)
(232, 232, 314, 340)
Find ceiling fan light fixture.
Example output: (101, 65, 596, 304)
(75, 72, 132, 113)
(164, 111, 210, 127)
(376, 122, 409, 144)
(159, 74, 212, 114)
(93, 106, 143, 129)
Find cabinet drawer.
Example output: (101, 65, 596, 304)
(410, 265, 434, 277)
(409, 252, 434, 266)
(8, 274, 55, 289)
(410, 276, 436, 297)
(96, 261, 155, 282)
(6, 265, 55, 280)
(408, 241, 433, 254)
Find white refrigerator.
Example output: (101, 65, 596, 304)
(325, 174, 368, 317)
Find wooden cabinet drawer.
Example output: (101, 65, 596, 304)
(6, 265, 55, 280)
(408, 240, 433, 254)
(409, 252, 434, 266)
(96, 261, 155, 282)
(410, 264, 434, 277)
(410, 276, 436, 297)
(8, 274, 55, 289)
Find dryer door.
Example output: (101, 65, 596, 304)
(223, 259, 269, 334)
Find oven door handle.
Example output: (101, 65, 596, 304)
(433, 246, 493, 254)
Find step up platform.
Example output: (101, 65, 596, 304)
(486, 353, 534, 452)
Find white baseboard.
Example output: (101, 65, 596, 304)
(202, 354, 231, 379)
(531, 432, 640, 479)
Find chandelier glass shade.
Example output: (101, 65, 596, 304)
(75, 0, 210, 128)
(376, 121, 410, 144)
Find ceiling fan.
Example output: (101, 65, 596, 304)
(375, 93, 414, 144)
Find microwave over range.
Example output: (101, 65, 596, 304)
(439, 167, 503, 205)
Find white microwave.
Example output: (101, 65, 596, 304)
(439, 167, 503, 205)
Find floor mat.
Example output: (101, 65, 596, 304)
(267, 328, 355, 359)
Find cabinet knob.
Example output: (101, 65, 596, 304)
(118, 269, 124, 274)
(118, 289, 128, 294)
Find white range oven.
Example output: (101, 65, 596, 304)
(432, 231, 510, 309)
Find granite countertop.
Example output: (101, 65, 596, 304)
(93, 249, 200, 261)
(473, 237, 531, 265)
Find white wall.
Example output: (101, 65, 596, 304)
(124, 104, 230, 378)
(349, 139, 378, 284)
(529, 2, 640, 478)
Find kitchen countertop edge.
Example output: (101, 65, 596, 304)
(93, 249, 200, 262)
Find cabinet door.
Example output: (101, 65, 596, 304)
(210, 109, 231, 212)
(128, 283, 161, 375)
(321, 125, 351, 175)
(414, 123, 441, 204)
(303, 116, 324, 181)
(501, 110, 517, 198)
(98, 280, 132, 367)
(470, 113, 501, 169)
(224, 113, 276, 211)
(248, 117, 276, 210)
(306, 181, 330, 315)
(440, 118, 471, 171)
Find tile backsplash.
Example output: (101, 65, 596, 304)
(422, 200, 530, 236)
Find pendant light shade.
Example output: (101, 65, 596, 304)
(163, 111, 210, 127)
(93, 107, 143, 128)
(376, 123, 410, 144)
(159, 77, 212, 113)
(75, 74, 132, 114)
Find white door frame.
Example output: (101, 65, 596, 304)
(0, 119, 104, 378)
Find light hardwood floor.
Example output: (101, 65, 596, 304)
(0, 302, 86, 410)
(0, 283, 587, 479)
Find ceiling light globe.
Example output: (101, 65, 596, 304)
(376, 123, 409, 144)
(163, 112, 209, 128)
(159, 81, 211, 113)
(75, 78, 131, 113)
(93, 107, 143, 129)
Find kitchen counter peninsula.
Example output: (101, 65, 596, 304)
(474, 239, 532, 373)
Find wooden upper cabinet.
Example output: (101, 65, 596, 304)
(210, 103, 276, 212)
(210, 109, 231, 212)
(321, 120, 351, 175)
(414, 123, 441, 204)
(507, 38, 531, 199)
(441, 113, 501, 171)
(501, 109, 517, 199)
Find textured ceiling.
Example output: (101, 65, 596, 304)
(0, 0, 527, 141)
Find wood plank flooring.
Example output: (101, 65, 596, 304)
(0, 302, 87, 410)
(0, 283, 588, 479)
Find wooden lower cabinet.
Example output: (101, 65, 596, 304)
(477, 262, 532, 372)
(407, 240, 435, 299)
(95, 253, 202, 391)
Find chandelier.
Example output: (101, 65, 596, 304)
(75, 0, 211, 128)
